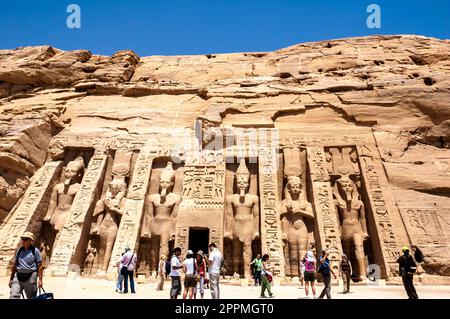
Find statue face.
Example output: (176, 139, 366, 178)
(64, 162, 81, 181)
(159, 176, 173, 196)
(236, 175, 249, 193)
(338, 178, 354, 201)
(288, 181, 301, 195)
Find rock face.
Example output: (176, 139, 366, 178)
(0, 35, 449, 282)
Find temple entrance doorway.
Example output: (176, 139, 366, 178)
(189, 227, 209, 256)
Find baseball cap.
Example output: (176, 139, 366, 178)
(21, 231, 35, 241)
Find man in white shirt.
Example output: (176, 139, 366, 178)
(170, 247, 183, 299)
(208, 242, 222, 299)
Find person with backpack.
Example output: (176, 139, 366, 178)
(182, 250, 196, 299)
(249, 253, 263, 286)
(9, 232, 43, 299)
(318, 249, 337, 299)
(302, 251, 317, 299)
(156, 254, 166, 291)
(396, 246, 419, 299)
(340, 253, 353, 294)
(120, 246, 137, 294)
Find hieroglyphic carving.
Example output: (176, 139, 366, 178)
(182, 150, 225, 209)
(357, 145, 399, 277)
(306, 146, 342, 274)
(400, 208, 448, 249)
(48, 153, 108, 276)
(0, 161, 62, 275)
(259, 133, 285, 278)
(106, 147, 154, 276)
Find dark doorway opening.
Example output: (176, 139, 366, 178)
(189, 228, 209, 256)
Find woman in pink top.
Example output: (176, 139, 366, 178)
(302, 251, 317, 299)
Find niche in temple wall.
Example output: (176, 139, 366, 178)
(41, 148, 94, 266)
(224, 157, 260, 278)
(136, 158, 184, 277)
(279, 147, 315, 278)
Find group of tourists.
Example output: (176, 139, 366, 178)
(167, 242, 222, 299)
(8, 231, 420, 299)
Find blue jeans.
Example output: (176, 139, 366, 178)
(123, 270, 135, 293)
(116, 270, 124, 291)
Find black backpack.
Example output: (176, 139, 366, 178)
(165, 260, 171, 275)
(414, 247, 425, 263)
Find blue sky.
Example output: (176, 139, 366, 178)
(1, 0, 449, 56)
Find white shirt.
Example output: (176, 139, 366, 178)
(208, 248, 222, 275)
(183, 258, 195, 275)
(170, 255, 181, 277)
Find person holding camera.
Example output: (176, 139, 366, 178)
(340, 253, 353, 294)
(318, 249, 337, 299)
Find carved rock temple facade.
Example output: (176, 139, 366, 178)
(1, 35, 450, 283)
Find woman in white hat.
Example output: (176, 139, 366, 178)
(182, 250, 196, 299)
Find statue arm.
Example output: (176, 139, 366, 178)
(44, 186, 58, 220)
(141, 198, 153, 238)
(224, 197, 233, 238)
(91, 198, 105, 234)
(170, 197, 180, 237)
(280, 202, 289, 240)
(359, 201, 368, 237)
(252, 196, 260, 238)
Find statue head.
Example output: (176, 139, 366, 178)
(64, 156, 85, 183)
(107, 178, 127, 200)
(286, 176, 302, 198)
(235, 159, 250, 196)
(159, 162, 175, 197)
(336, 175, 356, 201)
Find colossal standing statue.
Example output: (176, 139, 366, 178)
(91, 178, 127, 274)
(280, 176, 314, 277)
(225, 159, 259, 278)
(44, 157, 85, 235)
(334, 175, 368, 279)
(142, 162, 181, 271)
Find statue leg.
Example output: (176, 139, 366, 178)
(283, 241, 291, 276)
(232, 239, 242, 276)
(150, 236, 160, 273)
(289, 241, 299, 277)
(102, 234, 116, 273)
(353, 233, 366, 278)
(160, 234, 170, 269)
(97, 238, 106, 274)
(243, 240, 252, 279)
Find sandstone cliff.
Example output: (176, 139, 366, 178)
(1, 35, 449, 277)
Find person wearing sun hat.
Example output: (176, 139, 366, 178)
(9, 231, 43, 299)
(396, 245, 419, 299)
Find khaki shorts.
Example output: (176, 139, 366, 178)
(184, 275, 196, 288)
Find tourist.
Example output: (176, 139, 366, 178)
(340, 253, 352, 294)
(9, 232, 43, 299)
(156, 254, 166, 291)
(318, 249, 337, 299)
(182, 250, 196, 299)
(208, 242, 222, 299)
(302, 251, 317, 299)
(170, 247, 183, 299)
(396, 246, 419, 299)
(115, 251, 125, 293)
(260, 254, 274, 298)
(194, 250, 207, 299)
(249, 253, 262, 286)
(120, 247, 137, 294)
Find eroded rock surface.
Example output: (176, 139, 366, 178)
(0, 35, 449, 279)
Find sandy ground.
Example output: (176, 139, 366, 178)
(1, 276, 449, 299)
